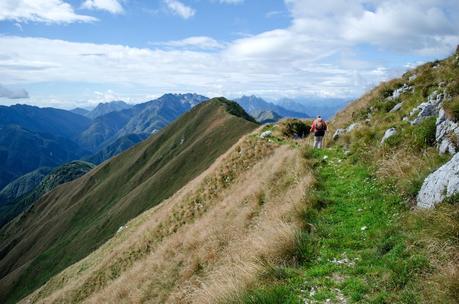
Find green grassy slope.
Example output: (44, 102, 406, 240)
(0, 98, 258, 303)
(231, 52, 459, 303)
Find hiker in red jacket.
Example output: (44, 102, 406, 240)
(311, 115, 327, 149)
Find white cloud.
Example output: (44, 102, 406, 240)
(2, 0, 459, 107)
(156, 36, 224, 50)
(0, 0, 96, 23)
(164, 0, 195, 19)
(342, 1, 459, 55)
(0, 35, 389, 104)
(81, 0, 124, 14)
(284, 0, 459, 55)
(0, 84, 29, 99)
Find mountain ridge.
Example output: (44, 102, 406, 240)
(0, 98, 258, 303)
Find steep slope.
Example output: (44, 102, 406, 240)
(85, 101, 132, 119)
(0, 161, 95, 227)
(0, 98, 258, 303)
(0, 104, 91, 139)
(0, 125, 88, 190)
(78, 93, 208, 152)
(19, 127, 313, 304)
(235, 95, 309, 118)
(78, 110, 132, 152)
(0, 168, 52, 205)
(87, 133, 149, 164)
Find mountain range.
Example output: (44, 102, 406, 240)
(0, 93, 343, 206)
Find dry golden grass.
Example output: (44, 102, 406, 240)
(407, 205, 459, 303)
(21, 132, 314, 304)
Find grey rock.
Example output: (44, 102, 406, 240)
(332, 128, 346, 141)
(381, 128, 397, 144)
(408, 74, 417, 82)
(260, 130, 272, 139)
(346, 123, 360, 132)
(390, 102, 403, 113)
(436, 118, 459, 155)
(417, 152, 459, 208)
(387, 84, 413, 100)
(439, 138, 456, 155)
(410, 90, 446, 125)
(436, 108, 446, 125)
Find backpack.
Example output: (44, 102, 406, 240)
(315, 120, 325, 131)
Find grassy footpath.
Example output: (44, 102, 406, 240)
(236, 147, 438, 304)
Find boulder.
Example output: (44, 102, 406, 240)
(381, 128, 397, 144)
(332, 128, 346, 141)
(260, 130, 272, 139)
(389, 102, 403, 113)
(346, 123, 360, 132)
(417, 153, 459, 208)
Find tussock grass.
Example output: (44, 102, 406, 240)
(21, 133, 314, 304)
(444, 96, 459, 122)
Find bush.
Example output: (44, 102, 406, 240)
(405, 117, 437, 150)
(443, 96, 459, 122)
(378, 99, 399, 113)
(278, 119, 310, 138)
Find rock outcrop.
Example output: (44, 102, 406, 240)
(409, 90, 446, 125)
(332, 128, 346, 140)
(435, 108, 459, 154)
(381, 128, 397, 144)
(386, 84, 413, 101)
(417, 152, 459, 208)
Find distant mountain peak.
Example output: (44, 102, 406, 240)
(85, 100, 132, 119)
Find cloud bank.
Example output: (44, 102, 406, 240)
(0, 0, 458, 107)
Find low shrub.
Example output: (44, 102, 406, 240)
(278, 119, 310, 138)
(400, 117, 437, 150)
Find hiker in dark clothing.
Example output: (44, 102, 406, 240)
(311, 115, 327, 149)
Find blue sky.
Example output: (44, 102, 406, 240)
(0, 0, 458, 109)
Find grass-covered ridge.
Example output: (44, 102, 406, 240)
(20, 130, 314, 304)
(0, 98, 258, 303)
(234, 148, 457, 303)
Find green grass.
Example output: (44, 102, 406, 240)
(233, 148, 438, 303)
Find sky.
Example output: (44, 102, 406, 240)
(0, 0, 458, 109)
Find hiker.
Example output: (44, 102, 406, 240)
(311, 115, 327, 149)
